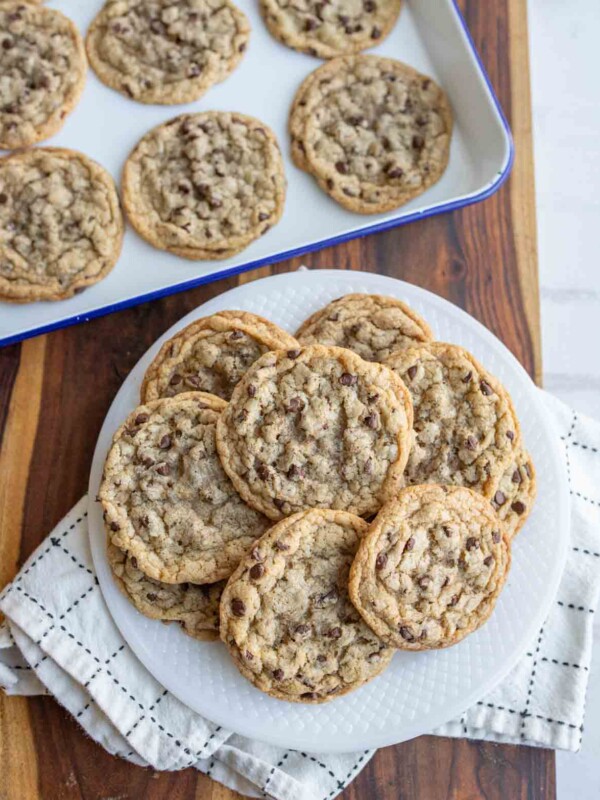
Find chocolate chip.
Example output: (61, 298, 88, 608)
(237, 409, 248, 422)
(110, 521, 119, 532)
(448, 595, 459, 607)
(363, 413, 378, 429)
(492, 531, 501, 543)
(418, 575, 431, 589)
(339, 372, 357, 386)
(446, 557, 456, 568)
(325, 627, 341, 639)
(230, 329, 244, 340)
(169, 373, 182, 386)
(399, 626, 414, 642)
(274, 540, 289, 551)
(326, 178, 334, 190)
(364, 0, 376, 9)
(315, 588, 338, 606)
(304, 17, 317, 30)
(506, 430, 515, 441)
(258, 212, 269, 221)
(273, 668, 284, 680)
(256, 463, 270, 480)
(512, 469, 522, 484)
(443, 526, 453, 537)
(316, 654, 326, 663)
(462, 371, 473, 383)
(335, 161, 348, 174)
(141, 457, 154, 468)
(387, 166, 404, 179)
(135, 413, 148, 425)
(466, 537, 479, 550)
(480, 381, 493, 396)
(342, 187, 354, 196)
(524, 463, 532, 478)
(466, 435, 478, 450)
(484, 555, 493, 567)
(2, 39, 13, 50)
(371, 26, 381, 38)
(493, 491, 506, 506)
(146, 592, 157, 601)
(159, 435, 171, 449)
(442, 576, 449, 588)
(0, 193, 7, 204)
(251, 546, 264, 561)
(407, 365, 418, 380)
(231, 598, 246, 617)
(156, 463, 170, 476)
(239, 42, 246, 52)
(295, 624, 310, 636)
(150, 19, 165, 33)
(249, 563, 264, 580)
(287, 349, 301, 359)
(301, 692, 317, 700)
(511, 501, 526, 515)
(404, 537, 415, 552)
(285, 396, 304, 413)
(287, 464, 305, 480)
(273, 498, 285, 510)
(185, 375, 201, 388)
(375, 552, 387, 570)
(412, 135, 425, 150)
(188, 11, 198, 20)
(130, 557, 138, 569)
(245, 650, 253, 661)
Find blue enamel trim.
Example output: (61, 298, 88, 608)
(0, 0, 514, 349)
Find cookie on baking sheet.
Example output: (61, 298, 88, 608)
(291, 56, 452, 214)
(86, 0, 249, 105)
(141, 311, 299, 402)
(216, 344, 413, 520)
(295, 293, 433, 362)
(108, 544, 224, 641)
(490, 449, 536, 539)
(384, 342, 521, 499)
(220, 508, 393, 702)
(0, 148, 124, 303)
(122, 112, 286, 259)
(0, 2, 86, 149)
(99, 391, 270, 584)
(260, 0, 401, 59)
(349, 484, 511, 650)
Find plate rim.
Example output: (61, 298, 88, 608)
(0, 0, 513, 349)
(87, 269, 569, 753)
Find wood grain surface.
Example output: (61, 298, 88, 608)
(0, 0, 554, 797)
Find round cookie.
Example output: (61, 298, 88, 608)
(220, 508, 394, 703)
(349, 484, 511, 650)
(86, 0, 249, 105)
(384, 342, 521, 499)
(0, 148, 124, 303)
(108, 544, 224, 641)
(216, 344, 413, 520)
(142, 311, 298, 402)
(122, 112, 286, 259)
(260, 0, 402, 59)
(99, 391, 270, 584)
(295, 293, 433, 362)
(0, 2, 86, 149)
(294, 56, 452, 214)
(490, 449, 536, 540)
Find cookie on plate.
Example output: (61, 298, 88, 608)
(220, 508, 394, 702)
(295, 293, 433, 361)
(0, 148, 124, 303)
(141, 311, 299, 402)
(216, 344, 413, 520)
(99, 391, 270, 584)
(86, 0, 249, 105)
(384, 342, 521, 499)
(490, 449, 536, 539)
(260, 0, 401, 59)
(122, 112, 286, 259)
(290, 56, 452, 214)
(108, 544, 224, 641)
(349, 484, 511, 650)
(0, 2, 86, 149)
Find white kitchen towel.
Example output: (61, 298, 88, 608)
(1, 391, 599, 800)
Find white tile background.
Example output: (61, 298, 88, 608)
(529, 0, 600, 795)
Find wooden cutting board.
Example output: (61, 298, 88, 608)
(0, 0, 554, 797)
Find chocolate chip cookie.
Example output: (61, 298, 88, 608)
(108, 544, 224, 641)
(260, 0, 401, 59)
(220, 508, 393, 702)
(86, 0, 249, 105)
(291, 56, 452, 213)
(295, 293, 433, 361)
(0, 148, 124, 302)
(216, 344, 413, 520)
(349, 484, 511, 650)
(141, 311, 299, 402)
(384, 342, 521, 499)
(122, 112, 286, 259)
(490, 449, 536, 539)
(0, 2, 86, 149)
(100, 392, 270, 584)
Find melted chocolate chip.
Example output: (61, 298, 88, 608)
(169, 373, 182, 386)
(511, 501, 526, 515)
(135, 413, 148, 425)
(249, 563, 264, 580)
(231, 598, 246, 617)
(335, 161, 348, 174)
(339, 372, 357, 386)
(399, 626, 415, 641)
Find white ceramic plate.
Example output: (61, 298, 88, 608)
(88, 269, 569, 753)
(0, 0, 512, 346)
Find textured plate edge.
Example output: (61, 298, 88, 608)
(87, 269, 569, 753)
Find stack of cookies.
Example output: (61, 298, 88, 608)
(99, 295, 536, 704)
